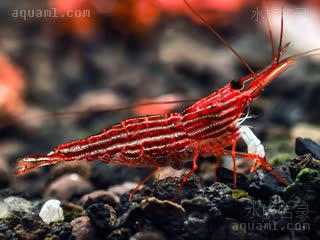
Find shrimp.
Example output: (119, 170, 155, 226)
(16, 1, 319, 201)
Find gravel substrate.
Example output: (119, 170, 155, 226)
(0, 1, 320, 240)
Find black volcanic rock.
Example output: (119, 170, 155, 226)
(216, 167, 250, 190)
(248, 168, 293, 201)
(295, 137, 320, 159)
(86, 203, 117, 233)
(153, 174, 203, 202)
(140, 197, 185, 234)
(289, 154, 320, 179)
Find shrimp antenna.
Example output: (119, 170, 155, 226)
(286, 48, 320, 61)
(183, 0, 256, 78)
(276, 6, 284, 63)
(263, 0, 275, 61)
(0, 98, 199, 128)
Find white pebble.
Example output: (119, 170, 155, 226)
(39, 199, 64, 224)
(0, 202, 11, 218)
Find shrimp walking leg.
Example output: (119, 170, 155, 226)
(231, 140, 237, 186)
(214, 153, 222, 182)
(222, 149, 289, 185)
(129, 167, 162, 201)
(237, 126, 289, 185)
(173, 147, 200, 201)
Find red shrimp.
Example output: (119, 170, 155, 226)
(16, 1, 319, 201)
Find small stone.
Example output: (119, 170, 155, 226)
(50, 222, 73, 240)
(14, 214, 50, 240)
(79, 190, 119, 209)
(117, 203, 144, 229)
(86, 203, 117, 231)
(0, 223, 15, 240)
(0, 202, 10, 218)
(216, 167, 250, 190)
(4, 196, 33, 215)
(117, 186, 154, 216)
(181, 196, 215, 212)
(218, 198, 265, 223)
(195, 182, 232, 204)
(0, 157, 10, 188)
(157, 166, 184, 179)
(45, 173, 93, 201)
(184, 216, 209, 240)
(248, 168, 293, 201)
(153, 174, 203, 201)
(140, 197, 185, 234)
(108, 182, 138, 197)
(295, 137, 320, 159)
(39, 199, 64, 224)
(152, 177, 180, 201)
(289, 154, 320, 179)
(131, 230, 166, 240)
(0, 213, 19, 228)
(48, 161, 92, 182)
(71, 216, 97, 240)
(107, 227, 131, 240)
(44, 234, 59, 240)
(207, 207, 224, 227)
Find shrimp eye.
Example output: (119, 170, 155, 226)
(230, 79, 244, 90)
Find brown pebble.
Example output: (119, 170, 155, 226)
(79, 190, 119, 208)
(131, 231, 166, 240)
(0, 157, 10, 188)
(157, 166, 184, 179)
(61, 202, 84, 213)
(45, 173, 93, 200)
(107, 182, 138, 196)
(14, 214, 49, 240)
(44, 234, 59, 240)
(14, 224, 40, 240)
(141, 197, 185, 224)
(48, 161, 93, 183)
(71, 216, 97, 240)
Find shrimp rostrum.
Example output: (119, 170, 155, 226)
(16, 1, 319, 200)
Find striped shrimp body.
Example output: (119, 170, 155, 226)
(16, 57, 294, 199)
(17, 1, 320, 200)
